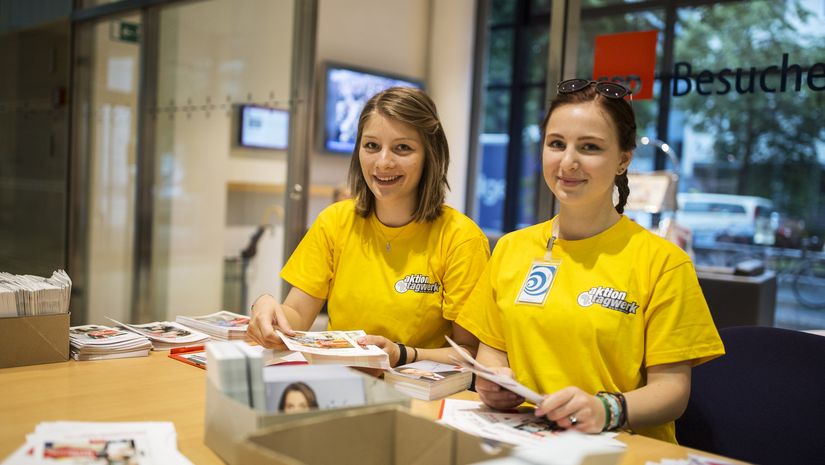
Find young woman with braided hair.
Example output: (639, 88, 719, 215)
(456, 80, 724, 444)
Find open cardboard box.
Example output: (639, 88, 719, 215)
(236, 404, 512, 465)
(0, 313, 70, 368)
(205, 370, 413, 465)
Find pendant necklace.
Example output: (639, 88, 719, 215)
(376, 217, 413, 252)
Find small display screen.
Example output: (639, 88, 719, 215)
(239, 105, 289, 150)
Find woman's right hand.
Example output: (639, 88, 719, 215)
(476, 367, 526, 410)
(246, 294, 296, 349)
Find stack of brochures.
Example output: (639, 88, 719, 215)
(277, 329, 390, 370)
(176, 310, 249, 340)
(108, 317, 209, 350)
(206, 341, 250, 405)
(0, 270, 71, 317)
(2, 421, 193, 465)
(69, 324, 152, 361)
(384, 360, 472, 400)
(204, 341, 269, 410)
(262, 364, 366, 413)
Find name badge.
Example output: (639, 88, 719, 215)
(515, 259, 561, 306)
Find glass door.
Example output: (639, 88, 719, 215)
(71, 0, 307, 325)
(147, 0, 296, 321)
(72, 13, 142, 325)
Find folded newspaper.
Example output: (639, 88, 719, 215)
(276, 330, 390, 370)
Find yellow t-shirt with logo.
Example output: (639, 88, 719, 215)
(456, 216, 724, 444)
(281, 200, 490, 349)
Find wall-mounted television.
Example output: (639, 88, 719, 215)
(321, 63, 424, 154)
(238, 105, 289, 150)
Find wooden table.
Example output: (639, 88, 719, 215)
(0, 352, 745, 464)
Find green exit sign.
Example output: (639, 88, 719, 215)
(110, 20, 140, 44)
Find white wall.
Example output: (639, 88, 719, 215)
(309, 0, 477, 222)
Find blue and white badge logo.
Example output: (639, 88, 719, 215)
(516, 264, 557, 304)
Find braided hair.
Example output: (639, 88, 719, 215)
(540, 84, 637, 214)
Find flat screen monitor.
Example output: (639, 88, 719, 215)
(322, 63, 423, 154)
(239, 105, 289, 150)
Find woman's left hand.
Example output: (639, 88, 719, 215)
(357, 335, 402, 367)
(534, 386, 605, 433)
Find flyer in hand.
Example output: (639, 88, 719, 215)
(277, 330, 390, 370)
(445, 335, 544, 404)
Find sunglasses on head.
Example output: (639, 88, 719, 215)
(557, 79, 631, 99)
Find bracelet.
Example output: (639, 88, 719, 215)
(597, 391, 622, 431)
(395, 342, 407, 367)
(411, 347, 418, 363)
(614, 391, 628, 428)
(596, 393, 612, 431)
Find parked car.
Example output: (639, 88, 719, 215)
(675, 193, 775, 247)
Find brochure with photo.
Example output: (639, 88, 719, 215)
(262, 364, 366, 414)
(69, 324, 152, 361)
(384, 360, 472, 400)
(277, 330, 390, 369)
(176, 311, 249, 340)
(445, 335, 544, 404)
(108, 318, 209, 350)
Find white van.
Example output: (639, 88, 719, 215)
(675, 193, 775, 246)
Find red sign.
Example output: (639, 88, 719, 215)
(593, 30, 658, 100)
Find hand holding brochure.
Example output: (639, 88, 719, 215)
(277, 330, 390, 370)
(445, 335, 544, 404)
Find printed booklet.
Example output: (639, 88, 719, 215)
(108, 317, 209, 350)
(384, 360, 472, 400)
(175, 310, 249, 340)
(277, 330, 390, 370)
(69, 324, 152, 361)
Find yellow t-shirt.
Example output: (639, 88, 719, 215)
(281, 200, 490, 349)
(456, 216, 724, 443)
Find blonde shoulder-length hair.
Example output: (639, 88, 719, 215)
(347, 87, 449, 222)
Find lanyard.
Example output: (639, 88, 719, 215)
(544, 220, 560, 261)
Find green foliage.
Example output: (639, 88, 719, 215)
(672, 0, 825, 222)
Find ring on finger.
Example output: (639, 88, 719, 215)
(568, 415, 578, 426)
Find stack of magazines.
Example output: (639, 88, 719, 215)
(3, 421, 193, 465)
(384, 360, 472, 400)
(0, 270, 71, 317)
(108, 317, 209, 350)
(69, 324, 152, 361)
(176, 310, 249, 340)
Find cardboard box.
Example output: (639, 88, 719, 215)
(205, 371, 412, 465)
(236, 405, 511, 465)
(0, 313, 70, 369)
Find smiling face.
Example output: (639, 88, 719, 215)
(542, 102, 632, 214)
(358, 112, 425, 221)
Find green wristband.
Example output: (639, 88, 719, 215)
(597, 394, 612, 431)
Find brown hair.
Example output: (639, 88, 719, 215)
(278, 382, 319, 411)
(540, 84, 637, 214)
(347, 87, 449, 222)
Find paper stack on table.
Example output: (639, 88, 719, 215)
(0, 270, 71, 317)
(384, 360, 472, 400)
(0, 421, 192, 465)
(206, 341, 250, 405)
(69, 324, 152, 361)
(276, 329, 390, 370)
(108, 317, 209, 350)
(176, 311, 249, 340)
